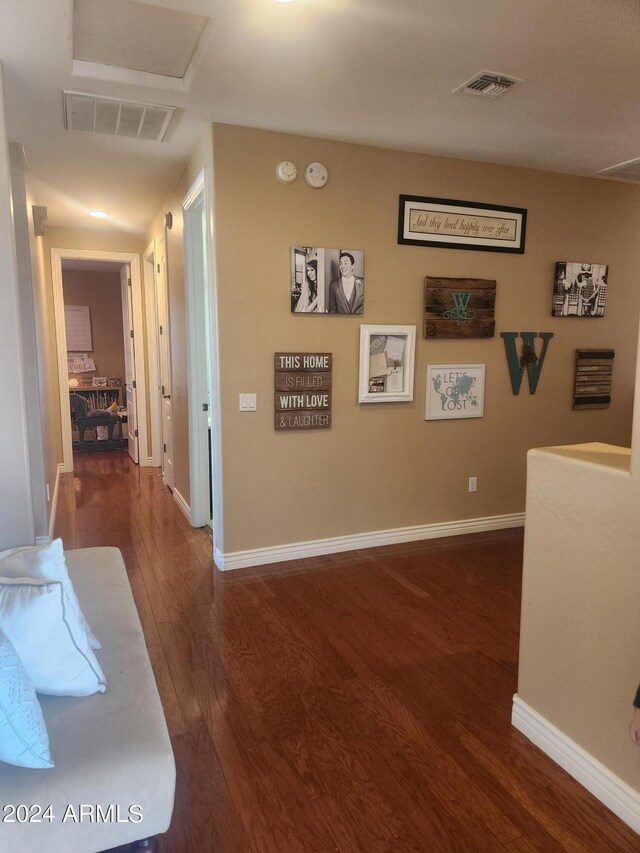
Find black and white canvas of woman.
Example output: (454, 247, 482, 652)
(291, 247, 324, 313)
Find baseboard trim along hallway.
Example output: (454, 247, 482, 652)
(512, 696, 640, 834)
(214, 511, 525, 571)
(172, 488, 191, 523)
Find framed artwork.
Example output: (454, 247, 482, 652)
(398, 195, 527, 253)
(291, 246, 364, 314)
(424, 276, 496, 338)
(552, 262, 608, 317)
(425, 364, 485, 420)
(358, 325, 416, 403)
(64, 304, 92, 350)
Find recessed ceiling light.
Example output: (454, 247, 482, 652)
(87, 210, 109, 218)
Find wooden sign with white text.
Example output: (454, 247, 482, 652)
(274, 353, 332, 431)
(573, 349, 614, 410)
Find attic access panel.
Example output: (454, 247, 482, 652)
(73, 0, 208, 78)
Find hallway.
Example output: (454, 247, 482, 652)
(54, 454, 638, 852)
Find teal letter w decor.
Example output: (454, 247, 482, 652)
(501, 332, 554, 395)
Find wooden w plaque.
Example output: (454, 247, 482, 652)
(424, 277, 496, 339)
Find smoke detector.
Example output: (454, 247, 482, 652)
(593, 157, 640, 184)
(454, 71, 523, 99)
(63, 91, 175, 142)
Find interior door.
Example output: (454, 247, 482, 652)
(155, 232, 175, 489)
(120, 265, 139, 463)
(184, 184, 213, 528)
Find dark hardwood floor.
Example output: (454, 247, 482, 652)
(55, 452, 638, 852)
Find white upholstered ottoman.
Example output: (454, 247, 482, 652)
(0, 547, 176, 852)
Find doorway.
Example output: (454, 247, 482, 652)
(143, 232, 175, 488)
(51, 248, 149, 473)
(183, 169, 215, 529)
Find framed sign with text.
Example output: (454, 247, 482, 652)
(274, 353, 332, 430)
(425, 364, 485, 420)
(398, 195, 527, 253)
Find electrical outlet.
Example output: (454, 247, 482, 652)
(468, 476, 477, 493)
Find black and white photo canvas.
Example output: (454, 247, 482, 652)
(552, 262, 608, 317)
(291, 247, 365, 314)
(291, 247, 324, 313)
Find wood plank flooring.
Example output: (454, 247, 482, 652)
(54, 453, 638, 852)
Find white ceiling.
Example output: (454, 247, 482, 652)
(2, 0, 640, 235)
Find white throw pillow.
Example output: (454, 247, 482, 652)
(0, 627, 53, 769)
(0, 578, 107, 697)
(0, 539, 101, 649)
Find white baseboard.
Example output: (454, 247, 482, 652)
(512, 695, 640, 834)
(173, 488, 191, 523)
(214, 511, 524, 571)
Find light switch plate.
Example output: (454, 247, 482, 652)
(239, 393, 257, 411)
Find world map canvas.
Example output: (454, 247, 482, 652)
(424, 277, 496, 338)
(425, 364, 485, 420)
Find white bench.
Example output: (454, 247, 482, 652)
(0, 547, 176, 852)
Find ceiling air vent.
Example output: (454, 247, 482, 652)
(454, 71, 523, 99)
(63, 91, 175, 142)
(593, 157, 640, 184)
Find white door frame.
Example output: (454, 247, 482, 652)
(183, 169, 212, 528)
(154, 230, 175, 489)
(183, 169, 224, 548)
(120, 265, 139, 464)
(143, 240, 162, 467)
(51, 247, 149, 473)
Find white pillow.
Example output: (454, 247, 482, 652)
(0, 539, 101, 650)
(0, 627, 53, 769)
(0, 578, 106, 697)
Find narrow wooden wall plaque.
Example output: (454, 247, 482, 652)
(573, 349, 614, 410)
(274, 353, 332, 430)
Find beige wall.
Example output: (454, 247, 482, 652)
(9, 143, 52, 539)
(516, 443, 640, 802)
(45, 227, 146, 257)
(211, 124, 640, 554)
(0, 71, 34, 547)
(62, 270, 126, 384)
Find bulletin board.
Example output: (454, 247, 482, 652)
(65, 305, 92, 352)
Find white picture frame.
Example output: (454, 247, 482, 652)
(425, 364, 485, 420)
(358, 325, 416, 403)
